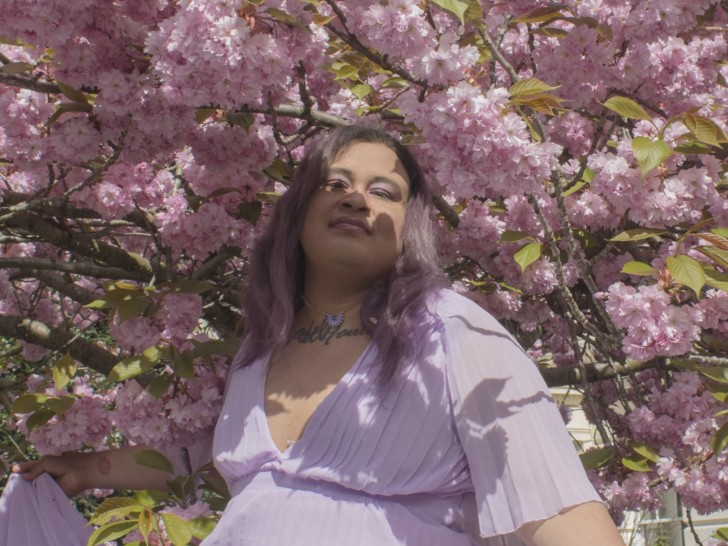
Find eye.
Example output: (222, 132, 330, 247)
(322, 177, 349, 191)
(370, 187, 394, 200)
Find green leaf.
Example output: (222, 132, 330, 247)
(695, 246, 728, 269)
(513, 242, 542, 272)
(429, 0, 469, 23)
(714, 527, 728, 541)
(26, 408, 55, 431)
(333, 64, 358, 81)
(133, 489, 169, 508)
(238, 200, 263, 225)
(199, 468, 231, 499)
(700, 367, 728, 384)
(350, 83, 373, 100)
(533, 27, 569, 38)
(380, 77, 408, 88)
(147, 375, 174, 398)
(52, 352, 77, 390)
(705, 269, 728, 293)
(266, 7, 304, 27)
(227, 111, 255, 132)
(88, 520, 139, 546)
(682, 113, 728, 146)
(603, 96, 651, 120)
(464, 0, 484, 28)
(608, 228, 665, 242)
(500, 230, 534, 243)
(562, 179, 586, 197)
(621, 454, 652, 472)
(91, 503, 142, 526)
(714, 228, 728, 238)
(84, 299, 112, 309)
(632, 136, 672, 175)
(698, 231, 728, 251)
(621, 261, 656, 276)
(138, 508, 154, 543)
(711, 422, 728, 456)
(133, 449, 175, 474)
(11, 393, 48, 414)
(509, 77, 560, 97)
(194, 108, 216, 124)
(632, 442, 660, 463)
(45, 396, 75, 416)
(160, 513, 193, 546)
(188, 517, 219, 540)
(56, 81, 88, 104)
(47, 102, 93, 125)
(190, 338, 240, 358)
(673, 141, 710, 155)
(312, 14, 335, 25)
(262, 157, 291, 182)
(108, 346, 163, 382)
(514, 5, 565, 24)
(579, 446, 613, 470)
(666, 255, 705, 297)
(114, 297, 151, 323)
(171, 348, 195, 379)
(160, 280, 214, 294)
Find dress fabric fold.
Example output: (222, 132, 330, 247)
(0, 473, 91, 546)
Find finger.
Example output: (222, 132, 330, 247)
(11, 460, 37, 474)
(21, 458, 54, 481)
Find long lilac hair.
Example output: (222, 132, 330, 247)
(238, 125, 445, 383)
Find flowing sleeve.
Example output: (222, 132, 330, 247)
(436, 291, 602, 538)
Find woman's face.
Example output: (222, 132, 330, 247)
(300, 141, 410, 283)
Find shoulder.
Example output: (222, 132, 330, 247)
(425, 288, 503, 330)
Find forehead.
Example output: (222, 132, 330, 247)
(330, 142, 410, 187)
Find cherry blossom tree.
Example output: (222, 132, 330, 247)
(1, 0, 727, 543)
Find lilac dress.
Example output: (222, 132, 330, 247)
(203, 290, 601, 545)
(0, 290, 600, 545)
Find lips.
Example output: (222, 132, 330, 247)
(329, 216, 371, 234)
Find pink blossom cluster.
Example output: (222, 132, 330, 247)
(399, 83, 562, 198)
(605, 283, 703, 361)
(618, 372, 728, 514)
(13, 375, 114, 456)
(145, 0, 323, 110)
(349, 0, 436, 61)
(109, 292, 203, 353)
(113, 365, 224, 448)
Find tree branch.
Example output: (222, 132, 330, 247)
(0, 316, 118, 376)
(2, 213, 154, 277)
(0, 257, 151, 281)
(542, 358, 664, 387)
(0, 72, 59, 94)
(10, 270, 98, 304)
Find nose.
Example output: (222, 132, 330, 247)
(340, 187, 370, 211)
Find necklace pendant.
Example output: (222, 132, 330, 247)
(325, 312, 345, 328)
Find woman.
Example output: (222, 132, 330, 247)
(10, 125, 625, 545)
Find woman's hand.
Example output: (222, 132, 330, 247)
(11, 446, 174, 497)
(12, 451, 93, 497)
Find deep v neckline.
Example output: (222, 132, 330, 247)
(261, 342, 373, 456)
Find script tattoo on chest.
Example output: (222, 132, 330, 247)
(291, 318, 365, 345)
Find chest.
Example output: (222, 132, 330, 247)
(264, 336, 371, 452)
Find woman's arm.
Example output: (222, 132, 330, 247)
(516, 502, 626, 546)
(11, 445, 173, 497)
